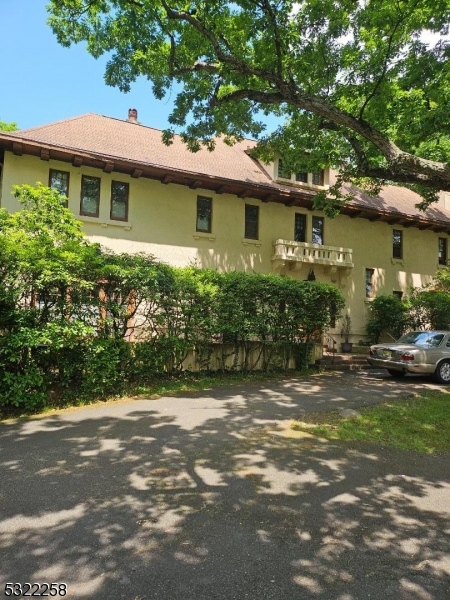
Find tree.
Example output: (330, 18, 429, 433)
(0, 120, 18, 131)
(47, 1, 450, 211)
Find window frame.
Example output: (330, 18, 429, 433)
(49, 169, 70, 205)
(438, 237, 447, 265)
(312, 170, 325, 186)
(295, 171, 308, 184)
(365, 268, 375, 299)
(196, 195, 213, 233)
(393, 229, 403, 259)
(244, 204, 259, 240)
(312, 216, 324, 245)
(80, 174, 101, 218)
(110, 180, 129, 222)
(277, 159, 291, 180)
(294, 213, 307, 243)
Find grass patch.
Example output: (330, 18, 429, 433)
(0, 368, 317, 421)
(291, 392, 450, 454)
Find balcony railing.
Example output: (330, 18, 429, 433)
(272, 239, 354, 276)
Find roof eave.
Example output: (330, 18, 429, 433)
(0, 133, 449, 232)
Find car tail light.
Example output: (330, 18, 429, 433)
(400, 352, 414, 362)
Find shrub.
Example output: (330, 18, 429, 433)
(0, 183, 346, 410)
(366, 295, 408, 343)
(407, 290, 450, 330)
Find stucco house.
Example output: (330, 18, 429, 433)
(1, 109, 449, 344)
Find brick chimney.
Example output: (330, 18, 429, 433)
(127, 108, 138, 123)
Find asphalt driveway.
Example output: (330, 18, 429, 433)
(0, 369, 449, 599)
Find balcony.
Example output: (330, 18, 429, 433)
(272, 239, 354, 282)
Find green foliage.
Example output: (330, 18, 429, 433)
(47, 1, 450, 203)
(433, 266, 450, 293)
(0, 120, 18, 131)
(366, 282, 450, 343)
(407, 289, 450, 331)
(0, 183, 344, 411)
(366, 294, 408, 343)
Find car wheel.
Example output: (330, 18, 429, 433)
(387, 369, 406, 378)
(433, 360, 450, 384)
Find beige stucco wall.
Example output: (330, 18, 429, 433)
(1, 151, 446, 341)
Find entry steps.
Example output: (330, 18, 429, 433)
(315, 353, 372, 371)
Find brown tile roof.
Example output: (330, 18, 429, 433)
(341, 179, 450, 225)
(5, 113, 270, 185)
(3, 113, 450, 227)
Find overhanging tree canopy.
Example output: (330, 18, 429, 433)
(47, 0, 450, 210)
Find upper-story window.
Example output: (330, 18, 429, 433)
(294, 213, 307, 242)
(110, 181, 129, 221)
(49, 169, 70, 205)
(80, 175, 100, 217)
(312, 216, 324, 245)
(312, 170, 324, 186)
(438, 237, 447, 265)
(245, 204, 259, 239)
(295, 171, 308, 183)
(277, 159, 291, 179)
(393, 229, 403, 259)
(196, 196, 212, 233)
(276, 159, 326, 188)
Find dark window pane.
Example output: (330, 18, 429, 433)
(245, 204, 259, 239)
(312, 170, 324, 186)
(393, 229, 403, 259)
(110, 181, 129, 221)
(366, 268, 375, 298)
(439, 237, 447, 265)
(312, 216, 324, 245)
(49, 169, 69, 205)
(80, 175, 100, 217)
(294, 213, 306, 242)
(277, 159, 290, 179)
(196, 196, 212, 232)
(295, 172, 308, 183)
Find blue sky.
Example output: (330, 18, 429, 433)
(0, 1, 189, 131)
(1, 1, 282, 135)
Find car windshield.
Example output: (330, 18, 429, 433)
(397, 332, 445, 348)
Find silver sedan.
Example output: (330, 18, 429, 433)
(367, 331, 450, 383)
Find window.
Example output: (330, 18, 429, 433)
(393, 229, 403, 259)
(245, 204, 259, 239)
(80, 175, 100, 217)
(294, 213, 307, 242)
(277, 159, 290, 179)
(365, 268, 375, 298)
(439, 237, 447, 265)
(312, 216, 324, 245)
(110, 181, 129, 221)
(196, 196, 212, 233)
(393, 291, 403, 300)
(295, 172, 308, 183)
(312, 170, 324, 186)
(49, 169, 70, 205)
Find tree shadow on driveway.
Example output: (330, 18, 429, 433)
(0, 372, 449, 599)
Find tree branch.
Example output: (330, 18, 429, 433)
(160, 1, 280, 83)
(359, 0, 420, 118)
(172, 61, 220, 76)
(216, 87, 450, 187)
(346, 135, 370, 172)
(253, 0, 284, 77)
